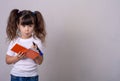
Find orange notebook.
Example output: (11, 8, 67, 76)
(11, 43, 39, 59)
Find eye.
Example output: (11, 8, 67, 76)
(29, 24, 34, 27)
(29, 25, 32, 27)
(20, 25, 25, 27)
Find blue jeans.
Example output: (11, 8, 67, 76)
(11, 75, 39, 81)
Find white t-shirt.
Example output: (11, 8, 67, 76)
(7, 36, 44, 77)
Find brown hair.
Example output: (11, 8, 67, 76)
(6, 9, 46, 43)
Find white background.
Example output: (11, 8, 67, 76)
(0, 0, 120, 81)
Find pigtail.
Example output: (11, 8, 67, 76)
(34, 11, 46, 43)
(6, 9, 19, 41)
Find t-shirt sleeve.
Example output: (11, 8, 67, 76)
(6, 41, 16, 56)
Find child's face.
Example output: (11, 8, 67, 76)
(17, 24, 34, 39)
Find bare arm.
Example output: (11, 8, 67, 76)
(34, 55, 43, 65)
(32, 42, 44, 65)
(6, 52, 26, 64)
(6, 55, 20, 64)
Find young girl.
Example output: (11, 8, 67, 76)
(6, 9, 46, 81)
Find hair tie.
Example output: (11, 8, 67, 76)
(18, 11, 21, 14)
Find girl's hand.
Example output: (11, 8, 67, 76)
(17, 51, 26, 59)
(31, 42, 37, 50)
(30, 42, 39, 53)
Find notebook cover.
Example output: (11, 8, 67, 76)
(25, 49, 39, 59)
(11, 43, 39, 59)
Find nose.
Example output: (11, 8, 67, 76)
(25, 26, 29, 31)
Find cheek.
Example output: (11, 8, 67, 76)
(30, 28, 34, 32)
(18, 26, 24, 31)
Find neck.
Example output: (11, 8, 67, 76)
(20, 35, 32, 39)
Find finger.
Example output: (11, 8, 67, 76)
(18, 51, 22, 54)
(32, 42, 38, 48)
(17, 54, 21, 58)
(17, 52, 26, 59)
